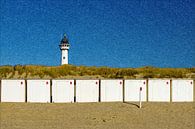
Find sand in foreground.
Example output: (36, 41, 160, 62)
(0, 102, 194, 129)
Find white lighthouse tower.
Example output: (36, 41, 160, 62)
(59, 34, 70, 65)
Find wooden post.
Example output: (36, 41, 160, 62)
(50, 79, 52, 103)
(99, 79, 101, 102)
(170, 79, 172, 103)
(122, 79, 125, 103)
(139, 87, 142, 108)
(74, 79, 76, 102)
(146, 79, 149, 102)
(25, 79, 27, 103)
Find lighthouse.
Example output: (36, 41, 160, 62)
(59, 34, 70, 65)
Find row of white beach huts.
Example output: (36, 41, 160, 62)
(0, 79, 194, 103)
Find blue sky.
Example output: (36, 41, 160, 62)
(0, 0, 194, 68)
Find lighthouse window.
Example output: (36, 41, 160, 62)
(63, 57, 65, 59)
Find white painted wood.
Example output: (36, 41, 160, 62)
(125, 80, 147, 102)
(1, 80, 25, 102)
(172, 80, 193, 102)
(101, 80, 123, 102)
(148, 79, 170, 102)
(52, 80, 74, 103)
(76, 80, 99, 102)
(27, 80, 50, 103)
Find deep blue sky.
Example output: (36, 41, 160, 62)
(0, 0, 194, 68)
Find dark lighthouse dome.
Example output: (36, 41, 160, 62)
(60, 34, 69, 45)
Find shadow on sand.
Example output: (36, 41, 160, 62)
(123, 102, 141, 108)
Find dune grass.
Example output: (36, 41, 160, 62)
(0, 65, 194, 79)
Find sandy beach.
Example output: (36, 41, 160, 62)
(0, 102, 194, 129)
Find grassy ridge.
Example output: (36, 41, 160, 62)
(0, 65, 194, 79)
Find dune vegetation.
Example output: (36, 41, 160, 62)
(0, 65, 194, 79)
